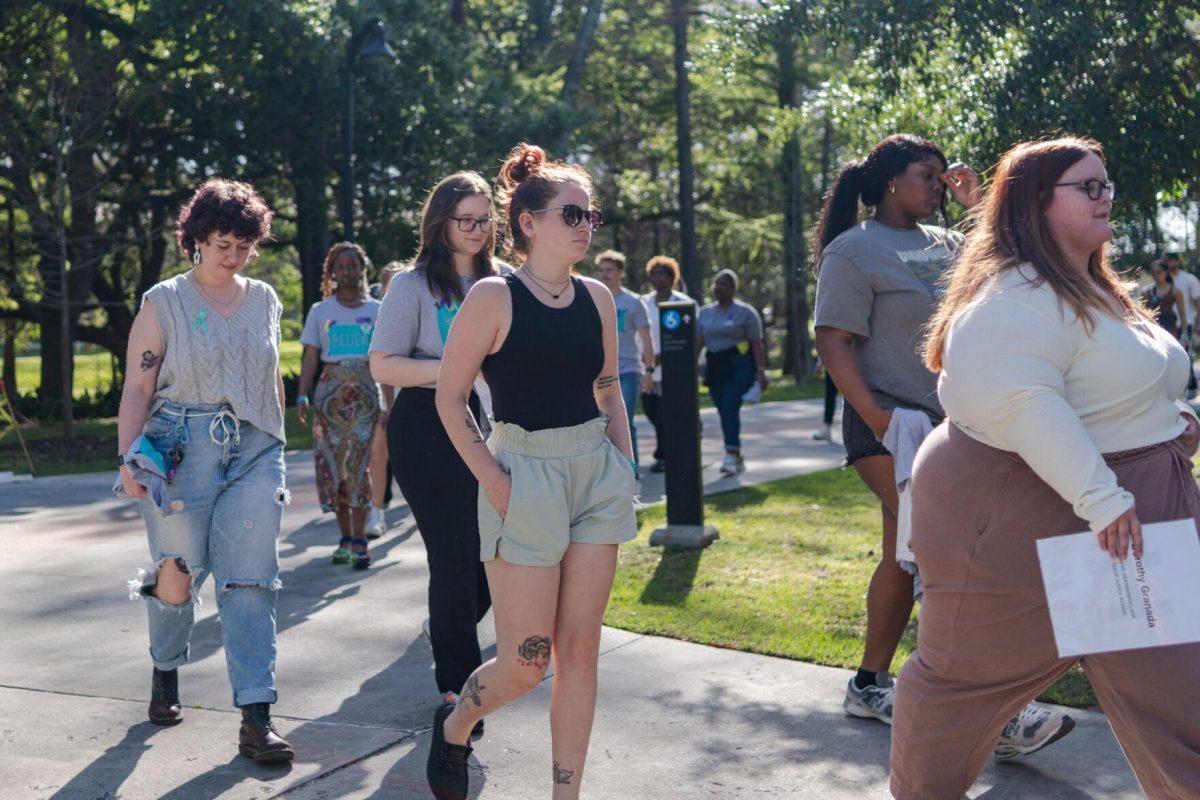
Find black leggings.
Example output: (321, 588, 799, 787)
(823, 372, 838, 426)
(640, 389, 664, 462)
(389, 387, 491, 695)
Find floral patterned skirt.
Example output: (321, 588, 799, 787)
(313, 360, 381, 512)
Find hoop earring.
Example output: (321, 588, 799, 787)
(192, 248, 201, 265)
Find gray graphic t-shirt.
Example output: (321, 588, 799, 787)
(613, 287, 649, 375)
(813, 219, 962, 417)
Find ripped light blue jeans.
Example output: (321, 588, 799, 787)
(130, 401, 287, 706)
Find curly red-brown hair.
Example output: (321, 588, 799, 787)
(175, 178, 274, 258)
(494, 143, 594, 261)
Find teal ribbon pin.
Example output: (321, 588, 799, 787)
(193, 308, 207, 334)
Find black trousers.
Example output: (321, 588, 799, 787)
(389, 387, 491, 695)
(640, 389, 664, 462)
(823, 372, 838, 426)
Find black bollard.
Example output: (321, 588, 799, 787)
(649, 301, 718, 549)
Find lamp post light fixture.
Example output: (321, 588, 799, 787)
(342, 17, 397, 242)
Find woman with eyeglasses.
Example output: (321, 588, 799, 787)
(369, 172, 502, 719)
(296, 242, 382, 569)
(892, 136, 1200, 799)
(428, 143, 637, 800)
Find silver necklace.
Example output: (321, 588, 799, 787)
(190, 271, 244, 308)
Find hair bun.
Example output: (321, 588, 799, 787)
(500, 143, 546, 187)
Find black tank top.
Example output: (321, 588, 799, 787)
(482, 273, 603, 431)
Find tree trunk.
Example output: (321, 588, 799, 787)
(671, 0, 701, 301)
(448, 0, 467, 25)
(553, 0, 603, 153)
(777, 28, 809, 377)
(294, 170, 332, 322)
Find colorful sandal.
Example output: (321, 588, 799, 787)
(332, 538, 353, 565)
(351, 538, 371, 571)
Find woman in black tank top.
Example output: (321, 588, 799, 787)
(429, 144, 638, 800)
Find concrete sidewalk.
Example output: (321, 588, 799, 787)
(0, 400, 1143, 798)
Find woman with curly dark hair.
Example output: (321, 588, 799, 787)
(296, 242, 383, 569)
(116, 178, 294, 763)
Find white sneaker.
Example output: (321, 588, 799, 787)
(843, 673, 894, 725)
(813, 425, 832, 441)
(719, 454, 745, 474)
(364, 506, 385, 539)
(993, 703, 1075, 759)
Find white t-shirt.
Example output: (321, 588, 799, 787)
(1172, 270, 1200, 329)
(642, 290, 692, 382)
(939, 264, 1195, 532)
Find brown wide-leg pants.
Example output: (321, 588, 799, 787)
(890, 423, 1200, 800)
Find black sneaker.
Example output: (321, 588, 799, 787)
(427, 701, 471, 800)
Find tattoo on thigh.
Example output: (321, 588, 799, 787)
(140, 350, 159, 371)
(458, 674, 486, 710)
(553, 761, 574, 785)
(595, 374, 616, 390)
(516, 635, 552, 669)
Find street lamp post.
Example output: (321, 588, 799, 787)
(342, 17, 397, 243)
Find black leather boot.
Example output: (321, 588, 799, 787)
(148, 667, 182, 726)
(238, 702, 295, 763)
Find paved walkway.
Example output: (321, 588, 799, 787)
(0, 400, 1143, 798)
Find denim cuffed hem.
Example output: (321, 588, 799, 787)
(150, 647, 189, 672)
(234, 687, 278, 707)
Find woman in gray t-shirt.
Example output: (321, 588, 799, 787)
(368, 171, 503, 715)
(812, 135, 1064, 755)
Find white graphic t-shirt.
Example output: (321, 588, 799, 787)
(300, 296, 381, 362)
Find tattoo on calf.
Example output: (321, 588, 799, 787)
(553, 761, 574, 785)
(140, 350, 159, 371)
(516, 635, 552, 670)
(595, 374, 616, 390)
(458, 674, 486, 710)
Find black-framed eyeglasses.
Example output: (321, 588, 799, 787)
(1053, 178, 1116, 202)
(450, 216, 493, 233)
(530, 204, 602, 232)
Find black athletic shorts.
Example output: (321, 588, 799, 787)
(842, 402, 942, 467)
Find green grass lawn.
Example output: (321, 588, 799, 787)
(606, 467, 1099, 708)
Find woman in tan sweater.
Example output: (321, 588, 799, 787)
(890, 137, 1200, 799)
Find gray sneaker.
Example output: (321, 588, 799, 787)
(993, 702, 1075, 759)
(843, 673, 894, 725)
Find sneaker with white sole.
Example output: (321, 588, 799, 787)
(813, 425, 832, 441)
(993, 702, 1075, 759)
(843, 673, 894, 725)
(719, 454, 745, 474)
(364, 506, 385, 540)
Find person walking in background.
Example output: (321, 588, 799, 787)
(894, 135, 1200, 800)
(1161, 253, 1199, 398)
(640, 255, 691, 473)
(369, 172, 500, 722)
(429, 143, 637, 800)
(1142, 261, 1184, 338)
(116, 178, 293, 762)
(697, 269, 769, 474)
(296, 242, 382, 570)
(595, 250, 654, 477)
(364, 261, 406, 538)
(813, 358, 839, 442)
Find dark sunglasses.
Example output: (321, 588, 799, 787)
(530, 204, 602, 232)
(450, 216, 493, 233)
(1053, 178, 1116, 202)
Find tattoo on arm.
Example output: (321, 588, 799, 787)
(553, 761, 574, 785)
(464, 415, 484, 444)
(457, 673, 486, 711)
(595, 374, 616, 390)
(140, 350, 159, 371)
(516, 635, 552, 670)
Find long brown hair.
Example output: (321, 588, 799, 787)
(494, 142, 594, 262)
(412, 171, 499, 304)
(925, 136, 1148, 371)
(320, 241, 371, 299)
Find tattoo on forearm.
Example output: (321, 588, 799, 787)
(140, 350, 159, 371)
(595, 374, 616, 390)
(457, 674, 485, 711)
(464, 415, 484, 444)
(516, 635, 552, 670)
(553, 762, 574, 785)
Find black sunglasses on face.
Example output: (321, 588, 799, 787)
(450, 216, 493, 233)
(1054, 178, 1116, 202)
(530, 204, 602, 232)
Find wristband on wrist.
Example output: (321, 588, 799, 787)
(297, 395, 309, 404)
